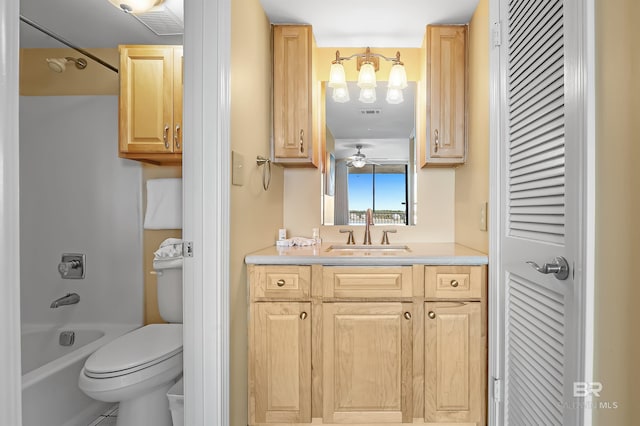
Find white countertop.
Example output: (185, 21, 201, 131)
(245, 242, 488, 266)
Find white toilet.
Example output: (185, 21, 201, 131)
(79, 261, 183, 426)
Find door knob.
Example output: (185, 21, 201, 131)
(526, 256, 570, 280)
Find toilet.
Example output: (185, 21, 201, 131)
(79, 261, 183, 426)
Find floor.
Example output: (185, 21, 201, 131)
(87, 405, 118, 426)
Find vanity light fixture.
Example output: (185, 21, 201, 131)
(328, 48, 408, 104)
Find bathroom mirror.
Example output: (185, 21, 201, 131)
(323, 81, 417, 226)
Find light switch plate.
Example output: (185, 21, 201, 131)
(232, 151, 244, 186)
(479, 202, 488, 231)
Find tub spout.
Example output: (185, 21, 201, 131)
(50, 293, 80, 308)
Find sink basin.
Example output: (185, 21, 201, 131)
(326, 244, 411, 253)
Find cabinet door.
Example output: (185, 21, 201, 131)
(172, 47, 183, 153)
(273, 25, 314, 164)
(425, 302, 482, 423)
(119, 46, 174, 153)
(425, 25, 467, 165)
(250, 302, 311, 424)
(323, 303, 413, 423)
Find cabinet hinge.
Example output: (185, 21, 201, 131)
(183, 241, 194, 257)
(493, 377, 502, 402)
(492, 22, 502, 47)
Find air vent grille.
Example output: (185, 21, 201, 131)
(359, 109, 382, 115)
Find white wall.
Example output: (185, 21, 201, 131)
(20, 96, 143, 326)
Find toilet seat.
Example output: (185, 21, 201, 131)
(84, 323, 182, 379)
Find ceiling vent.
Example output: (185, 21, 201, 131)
(133, 1, 184, 36)
(360, 109, 382, 115)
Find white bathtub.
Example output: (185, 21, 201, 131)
(21, 324, 137, 426)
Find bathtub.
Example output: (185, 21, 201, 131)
(21, 324, 137, 426)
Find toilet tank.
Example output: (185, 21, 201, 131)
(156, 265, 183, 323)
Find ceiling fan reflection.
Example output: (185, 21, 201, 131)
(345, 145, 380, 168)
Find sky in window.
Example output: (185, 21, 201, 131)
(348, 172, 406, 211)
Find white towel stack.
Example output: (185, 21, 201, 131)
(153, 238, 184, 269)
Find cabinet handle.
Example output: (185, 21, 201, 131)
(299, 129, 304, 153)
(174, 124, 181, 149)
(163, 124, 170, 149)
(450, 279, 459, 288)
(404, 312, 412, 320)
(428, 311, 436, 319)
(434, 129, 439, 153)
(276, 279, 286, 287)
(300, 311, 308, 320)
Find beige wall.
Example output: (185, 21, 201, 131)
(284, 46, 456, 243)
(230, 2, 284, 425)
(594, 0, 639, 423)
(454, 0, 489, 253)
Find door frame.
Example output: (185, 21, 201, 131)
(487, 0, 596, 424)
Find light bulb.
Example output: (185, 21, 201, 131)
(351, 158, 367, 168)
(332, 85, 350, 103)
(388, 64, 408, 89)
(386, 87, 404, 104)
(328, 63, 346, 88)
(109, 0, 162, 14)
(358, 87, 377, 104)
(357, 63, 377, 89)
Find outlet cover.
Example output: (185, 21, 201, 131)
(232, 151, 244, 186)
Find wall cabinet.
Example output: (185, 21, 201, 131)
(118, 45, 183, 164)
(248, 264, 486, 425)
(423, 25, 467, 166)
(272, 25, 320, 167)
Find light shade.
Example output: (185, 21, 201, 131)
(357, 63, 377, 89)
(328, 63, 346, 88)
(386, 87, 404, 104)
(351, 158, 367, 168)
(358, 87, 377, 104)
(109, 0, 163, 13)
(332, 84, 350, 103)
(388, 64, 408, 89)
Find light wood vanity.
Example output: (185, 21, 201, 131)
(246, 244, 488, 426)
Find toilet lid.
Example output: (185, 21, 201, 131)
(84, 324, 182, 377)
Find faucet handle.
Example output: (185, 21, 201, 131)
(381, 229, 397, 245)
(339, 229, 355, 245)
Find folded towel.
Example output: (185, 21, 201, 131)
(276, 237, 317, 247)
(153, 257, 183, 270)
(154, 238, 183, 259)
(144, 178, 182, 229)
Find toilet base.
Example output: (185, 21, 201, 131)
(116, 381, 175, 426)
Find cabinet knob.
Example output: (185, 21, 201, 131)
(450, 279, 459, 288)
(428, 311, 436, 319)
(163, 124, 170, 149)
(175, 124, 181, 149)
(276, 279, 286, 287)
(299, 129, 304, 153)
(300, 311, 308, 320)
(404, 312, 412, 320)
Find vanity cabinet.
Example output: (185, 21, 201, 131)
(118, 45, 183, 164)
(272, 25, 320, 167)
(423, 25, 467, 166)
(247, 262, 486, 426)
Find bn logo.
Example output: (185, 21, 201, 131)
(573, 382, 602, 397)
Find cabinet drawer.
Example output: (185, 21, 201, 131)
(425, 265, 485, 300)
(251, 265, 311, 300)
(323, 266, 412, 298)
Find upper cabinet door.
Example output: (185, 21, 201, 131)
(424, 25, 467, 166)
(119, 46, 174, 154)
(272, 25, 318, 167)
(173, 47, 183, 153)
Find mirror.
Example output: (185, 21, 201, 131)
(323, 81, 417, 226)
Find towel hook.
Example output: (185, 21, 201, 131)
(256, 156, 272, 190)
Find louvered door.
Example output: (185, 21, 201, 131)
(494, 0, 586, 425)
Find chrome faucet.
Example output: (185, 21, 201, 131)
(363, 208, 374, 245)
(50, 293, 80, 309)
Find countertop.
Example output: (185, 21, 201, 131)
(245, 242, 488, 266)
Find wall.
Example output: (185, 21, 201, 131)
(20, 96, 143, 326)
(230, 1, 283, 425)
(455, 0, 489, 253)
(594, 0, 639, 423)
(284, 46, 455, 243)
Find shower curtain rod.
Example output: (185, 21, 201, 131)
(19, 15, 119, 74)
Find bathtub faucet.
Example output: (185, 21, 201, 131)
(50, 293, 80, 308)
